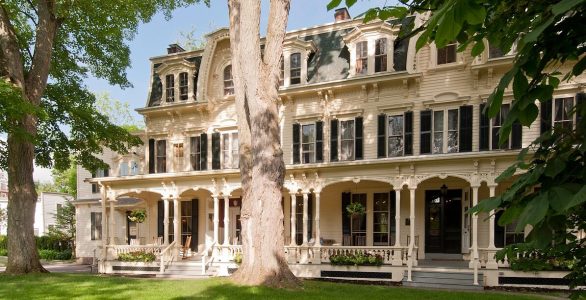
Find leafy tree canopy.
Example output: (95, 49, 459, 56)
(0, 0, 207, 173)
(329, 0, 585, 295)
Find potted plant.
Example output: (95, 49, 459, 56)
(346, 202, 366, 217)
(128, 210, 147, 243)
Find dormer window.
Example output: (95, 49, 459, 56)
(223, 65, 234, 96)
(375, 38, 387, 73)
(179, 72, 188, 100)
(290, 53, 301, 85)
(356, 41, 368, 75)
(165, 74, 175, 102)
(437, 41, 457, 65)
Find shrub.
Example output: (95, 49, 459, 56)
(0, 235, 7, 250)
(36, 235, 71, 251)
(329, 252, 383, 266)
(0, 248, 7, 256)
(39, 249, 72, 260)
(234, 252, 242, 264)
(118, 251, 156, 263)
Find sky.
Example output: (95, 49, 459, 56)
(29, 0, 385, 183)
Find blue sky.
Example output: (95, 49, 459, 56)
(84, 1, 382, 121)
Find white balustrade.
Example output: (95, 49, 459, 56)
(110, 245, 163, 258)
(319, 246, 409, 265)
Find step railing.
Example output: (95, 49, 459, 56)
(200, 241, 217, 275)
(159, 241, 177, 273)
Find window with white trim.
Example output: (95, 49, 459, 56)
(355, 41, 368, 75)
(156, 140, 166, 173)
(179, 72, 188, 100)
(119, 162, 129, 176)
(340, 119, 355, 161)
(223, 65, 234, 96)
(221, 132, 239, 169)
(431, 109, 459, 154)
(375, 38, 387, 73)
(301, 124, 316, 164)
(165, 74, 174, 102)
(554, 97, 574, 130)
(190, 136, 203, 171)
(437, 41, 457, 65)
(388, 115, 404, 156)
(290, 53, 301, 85)
(90, 212, 102, 240)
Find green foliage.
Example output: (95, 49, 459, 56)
(234, 252, 242, 264)
(118, 251, 157, 263)
(329, 252, 383, 266)
(48, 201, 76, 256)
(38, 249, 72, 261)
(94, 92, 144, 130)
(0, 208, 6, 233)
(128, 210, 147, 223)
(51, 161, 77, 198)
(0, 248, 7, 256)
(497, 243, 575, 272)
(36, 235, 72, 252)
(0, 235, 7, 249)
(346, 202, 366, 217)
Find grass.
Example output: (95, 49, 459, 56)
(0, 273, 547, 300)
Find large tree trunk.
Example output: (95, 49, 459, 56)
(228, 0, 299, 287)
(1, 0, 58, 274)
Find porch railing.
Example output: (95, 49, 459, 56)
(160, 241, 177, 273)
(201, 241, 217, 275)
(109, 244, 163, 259)
(319, 246, 409, 265)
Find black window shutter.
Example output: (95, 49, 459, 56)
(459, 105, 473, 152)
(494, 211, 505, 248)
(308, 194, 313, 240)
(377, 114, 387, 158)
(511, 121, 523, 149)
(390, 191, 396, 245)
(148, 139, 155, 174)
(576, 92, 585, 125)
(212, 132, 220, 169)
(404, 111, 413, 155)
(191, 199, 199, 249)
(479, 103, 489, 151)
(200, 133, 208, 170)
(355, 116, 364, 160)
(292, 123, 300, 164)
(104, 168, 109, 177)
(157, 200, 164, 238)
(540, 101, 552, 134)
(330, 119, 339, 162)
(315, 121, 323, 163)
(341, 192, 351, 239)
(420, 110, 432, 154)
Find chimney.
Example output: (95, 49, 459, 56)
(334, 7, 351, 22)
(167, 43, 185, 54)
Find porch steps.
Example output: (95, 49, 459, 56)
(156, 260, 217, 279)
(402, 270, 483, 290)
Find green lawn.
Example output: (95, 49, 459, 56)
(0, 273, 547, 300)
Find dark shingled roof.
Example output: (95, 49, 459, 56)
(305, 29, 352, 84)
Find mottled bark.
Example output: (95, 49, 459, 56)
(228, 0, 299, 287)
(0, 0, 58, 274)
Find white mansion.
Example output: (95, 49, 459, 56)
(75, 9, 584, 288)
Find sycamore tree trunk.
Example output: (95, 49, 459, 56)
(228, 0, 299, 287)
(0, 0, 58, 274)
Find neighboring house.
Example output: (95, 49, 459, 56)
(77, 9, 585, 288)
(34, 192, 73, 236)
(0, 173, 7, 235)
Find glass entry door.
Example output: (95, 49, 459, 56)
(425, 189, 462, 253)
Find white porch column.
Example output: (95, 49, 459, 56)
(173, 197, 180, 246)
(488, 185, 497, 249)
(223, 195, 230, 245)
(290, 193, 297, 246)
(213, 195, 219, 244)
(314, 191, 321, 244)
(470, 184, 480, 285)
(100, 186, 108, 265)
(163, 197, 170, 245)
(407, 186, 417, 281)
(302, 192, 309, 245)
(394, 188, 402, 247)
(109, 199, 116, 245)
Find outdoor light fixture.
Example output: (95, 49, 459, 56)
(440, 184, 448, 197)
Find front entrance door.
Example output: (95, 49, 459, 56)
(425, 189, 462, 254)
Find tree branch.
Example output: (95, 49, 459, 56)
(263, 0, 290, 87)
(0, 3, 26, 88)
(25, 0, 59, 104)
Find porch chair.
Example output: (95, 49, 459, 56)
(180, 235, 192, 259)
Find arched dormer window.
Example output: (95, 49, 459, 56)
(223, 65, 234, 96)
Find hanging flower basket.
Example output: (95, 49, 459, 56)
(128, 210, 147, 223)
(346, 202, 366, 217)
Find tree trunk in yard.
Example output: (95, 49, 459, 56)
(228, 0, 300, 287)
(1, 0, 58, 274)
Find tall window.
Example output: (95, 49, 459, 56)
(340, 120, 355, 161)
(492, 104, 510, 149)
(554, 97, 574, 131)
(223, 65, 234, 96)
(290, 53, 301, 85)
(495, 211, 524, 248)
(190, 136, 202, 171)
(91, 168, 108, 193)
(222, 132, 239, 169)
(90, 212, 102, 240)
(373, 193, 394, 246)
(165, 74, 175, 102)
(356, 41, 368, 75)
(156, 140, 166, 173)
(279, 56, 284, 86)
(437, 41, 457, 65)
(179, 72, 188, 100)
(432, 109, 458, 154)
(119, 162, 129, 176)
(375, 38, 387, 73)
(302, 124, 316, 163)
(350, 193, 367, 246)
(388, 115, 404, 157)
